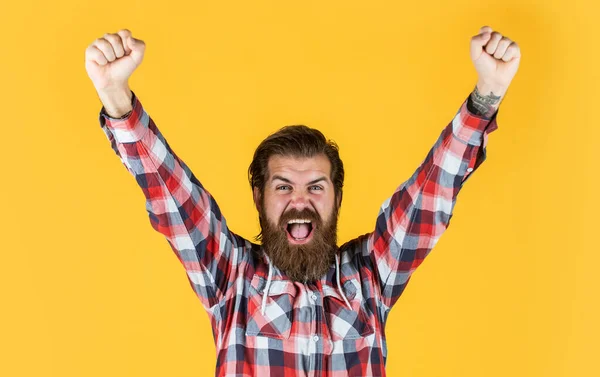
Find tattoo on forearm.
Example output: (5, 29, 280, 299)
(467, 86, 502, 118)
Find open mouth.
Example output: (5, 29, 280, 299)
(286, 219, 314, 244)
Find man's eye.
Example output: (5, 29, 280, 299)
(277, 185, 291, 191)
(309, 186, 323, 191)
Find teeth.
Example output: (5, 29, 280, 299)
(287, 219, 312, 224)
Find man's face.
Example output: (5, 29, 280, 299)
(253, 154, 340, 282)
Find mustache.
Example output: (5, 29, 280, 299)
(279, 208, 323, 229)
(278, 208, 323, 227)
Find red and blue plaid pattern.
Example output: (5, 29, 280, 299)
(99, 91, 498, 376)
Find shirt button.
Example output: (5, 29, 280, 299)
(312, 335, 319, 342)
(311, 294, 317, 301)
(466, 167, 474, 172)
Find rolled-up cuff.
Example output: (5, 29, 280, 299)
(99, 91, 149, 143)
(452, 96, 499, 146)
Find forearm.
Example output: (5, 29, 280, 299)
(467, 80, 507, 119)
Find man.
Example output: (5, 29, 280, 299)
(86, 26, 520, 376)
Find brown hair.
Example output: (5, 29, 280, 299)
(248, 125, 344, 239)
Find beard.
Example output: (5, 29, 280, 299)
(258, 202, 339, 283)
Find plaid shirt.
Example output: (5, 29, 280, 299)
(99, 91, 498, 377)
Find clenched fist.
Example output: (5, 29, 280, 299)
(85, 29, 145, 91)
(470, 26, 521, 93)
(86, 29, 146, 118)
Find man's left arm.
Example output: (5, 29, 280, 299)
(366, 26, 521, 310)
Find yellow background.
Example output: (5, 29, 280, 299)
(1, 0, 597, 376)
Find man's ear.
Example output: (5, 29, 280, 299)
(253, 187, 261, 212)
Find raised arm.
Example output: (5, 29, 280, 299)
(366, 88, 498, 309)
(365, 26, 521, 310)
(86, 30, 248, 312)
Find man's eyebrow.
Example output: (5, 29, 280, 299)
(271, 175, 293, 184)
(307, 177, 328, 185)
(271, 175, 329, 185)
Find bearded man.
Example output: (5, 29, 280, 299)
(87, 25, 520, 376)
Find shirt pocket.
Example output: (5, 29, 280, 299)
(323, 279, 375, 341)
(245, 274, 297, 340)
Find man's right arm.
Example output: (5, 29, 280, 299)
(98, 88, 248, 311)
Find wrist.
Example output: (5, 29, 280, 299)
(468, 82, 504, 119)
(98, 85, 133, 118)
(476, 79, 508, 99)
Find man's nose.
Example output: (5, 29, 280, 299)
(289, 191, 310, 210)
